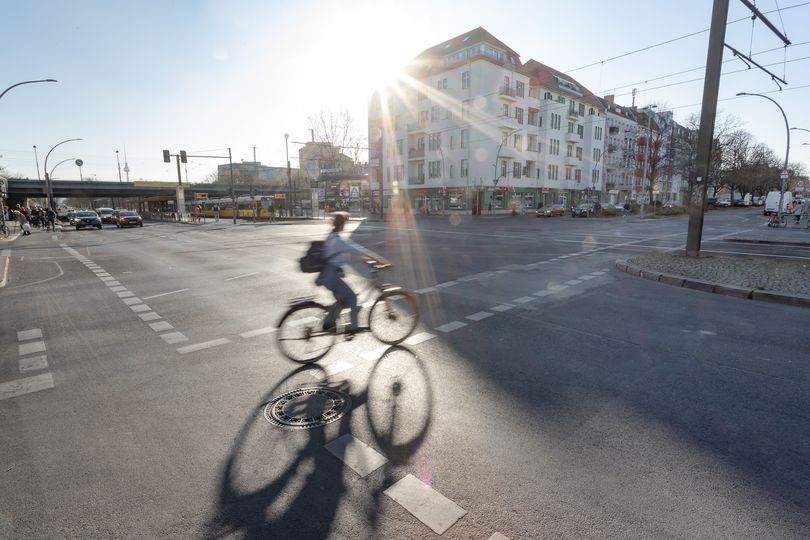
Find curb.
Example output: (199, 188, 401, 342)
(615, 259, 810, 309)
(725, 238, 810, 247)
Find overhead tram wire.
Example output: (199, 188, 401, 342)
(666, 81, 810, 112)
(565, 0, 810, 73)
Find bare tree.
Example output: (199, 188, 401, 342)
(308, 109, 366, 164)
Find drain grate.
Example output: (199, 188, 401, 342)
(264, 386, 351, 429)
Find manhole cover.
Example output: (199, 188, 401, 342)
(264, 386, 351, 429)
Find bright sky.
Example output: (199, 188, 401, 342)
(2, 0, 810, 183)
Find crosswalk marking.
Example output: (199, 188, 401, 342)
(19, 355, 48, 373)
(177, 338, 231, 355)
(404, 332, 436, 345)
(490, 304, 513, 312)
(239, 326, 277, 339)
(466, 311, 493, 322)
(17, 329, 42, 341)
(122, 297, 142, 305)
(149, 321, 174, 332)
(325, 434, 388, 477)
(160, 332, 188, 344)
(436, 321, 467, 333)
(384, 474, 467, 535)
(19, 341, 46, 356)
(533, 290, 553, 297)
(138, 312, 162, 321)
(0, 373, 54, 401)
(513, 296, 534, 304)
(130, 304, 151, 313)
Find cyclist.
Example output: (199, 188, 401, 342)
(317, 211, 390, 336)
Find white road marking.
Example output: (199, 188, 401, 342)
(490, 304, 513, 312)
(495, 269, 509, 273)
(415, 287, 438, 294)
(138, 312, 162, 321)
(549, 284, 569, 291)
(324, 360, 354, 376)
(0, 373, 55, 401)
(160, 332, 189, 344)
(288, 316, 319, 327)
(142, 288, 190, 300)
(699, 330, 717, 336)
(1, 249, 11, 257)
(325, 434, 388, 477)
(19, 341, 46, 356)
(225, 272, 258, 281)
(177, 338, 231, 355)
(19, 355, 48, 373)
(565, 279, 582, 285)
(489, 533, 510, 540)
(435, 321, 467, 333)
(534, 291, 553, 297)
(466, 311, 493, 321)
(361, 345, 390, 362)
(130, 304, 151, 313)
(435, 281, 458, 288)
(96, 273, 112, 278)
(404, 332, 436, 345)
(590, 271, 605, 276)
(579, 275, 596, 280)
(512, 296, 534, 304)
(149, 321, 174, 332)
(239, 326, 277, 338)
(92, 269, 106, 273)
(601, 268, 610, 272)
(17, 329, 42, 341)
(122, 297, 143, 305)
(0, 254, 8, 288)
(384, 474, 467, 535)
(100, 277, 116, 282)
(558, 255, 570, 259)
(110, 286, 127, 292)
(117, 291, 135, 298)
(105, 281, 122, 287)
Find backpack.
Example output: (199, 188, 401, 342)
(300, 241, 330, 273)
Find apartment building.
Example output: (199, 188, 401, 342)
(369, 27, 606, 213)
(600, 96, 638, 203)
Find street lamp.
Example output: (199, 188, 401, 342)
(49, 157, 79, 179)
(0, 79, 57, 101)
(44, 138, 83, 210)
(116, 150, 122, 182)
(33, 145, 42, 181)
(284, 133, 292, 217)
(737, 92, 790, 222)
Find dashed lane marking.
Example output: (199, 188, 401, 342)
(110, 286, 127, 292)
(19, 355, 48, 373)
(490, 304, 513, 312)
(160, 332, 189, 344)
(105, 281, 122, 287)
(565, 279, 582, 285)
(96, 273, 112, 278)
(19, 341, 46, 356)
(225, 272, 258, 281)
(138, 312, 162, 321)
(239, 326, 277, 338)
(100, 277, 116, 282)
(0, 373, 55, 401)
(404, 332, 436, 346)
(384, 474, 467, 535)
(17, 329, 42, 341)
(130, 304, 151, 313)
(435, 281, 458, 288)
(590, 271, 605, 276)
(534, 290, 553, 297)
(435, 321, 467, 333)
(325, 434, 388, 477)
(122, 297, 143, 305)
(415, 287, 438, 294)
(117, 291, 135, 298)
(149, 321, 174, 332)
(466, 311, 493, 322)
(513, 296, 534, 304)
(579, 275, 595, 281)
(548, 284, 569, 291)
(177, 338, 231, 355)
(142, 288, 190, 300)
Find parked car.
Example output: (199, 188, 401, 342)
(571, 201, 601, 217)
(115, 210, 144, 228)
(753, 196, 765, 206)
(536, 204, 566, 217)
(74, 211, 102, 230)
(716, 198, 732, 207)
(66, 211, 78, 225)
(95, 207, 115, 224)
(706, 197, 717, 207)
(733, 198, 749, 207)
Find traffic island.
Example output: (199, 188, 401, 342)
(616, 250, 810, 308)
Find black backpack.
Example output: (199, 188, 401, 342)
(300, 240, 342, 273)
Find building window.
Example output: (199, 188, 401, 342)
(592, 169, 600, 183)
(461, 159, 469, 177)
(557, 96, 566, 104)
(428, 133, 441, 151)
(502, 103, 510, 117)
(579, 103, 585, 115)
(551, 113, 561, 130)
(503, 75, 510, 89)
(431, 106, 440, 122)
(417, 90, 427, 101)
(566, 144, 573, 157)
(576, 147, 583, 160)
(568, 121, 575, 133)
(589, 107, 595, 115)
(550, 139, 560, 155)
(575, 169, 582, 182)
(449, 164, 454, 178)
(544, 91, 553, 100)
(577, 125, 584, 138)
(565, 167, 572, 180)
(594, 126, 603, 140)
(515, 81, 525, 97)
(528, 110, 538, 126)
(501, 160, 507, 178)
(418, 110, 428, 126)
(462, 100, 470, 119)
(515, 107, 524, 124)
(513, 162, 521, 178)
(462, 71, 470, 89)
(461, 129, 468, 148)
(514, 134, 522, 149)
(548, 164, 558, 180)
(436, 78, 448, 89)
(445, 107, 453, 120)
(429, 160, 441, 178)
(593, 148, 601, 161)
(449, 135, 454, 149)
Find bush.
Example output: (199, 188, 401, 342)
(599, 208, 622, 217)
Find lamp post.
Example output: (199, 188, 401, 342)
(44, 138, 83, 210)
(285, 133, 292, 217)
(116, 150, 122, 182)
(737, 92, 790, 222)
(639, 105, 657, 219)
(49, 157, 79, 179)
(0, 79, 57, 101)
(33, 145, 42, 181)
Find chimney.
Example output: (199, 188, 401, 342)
(604, 94, 615, 104)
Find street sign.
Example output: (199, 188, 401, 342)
(75, 159, 83, 167)
(781, 170, 789, 180)
(194, 193, 208, 199)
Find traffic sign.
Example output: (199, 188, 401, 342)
(781, 170, 789, 180)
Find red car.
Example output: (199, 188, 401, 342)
(115, 210, 143, 228)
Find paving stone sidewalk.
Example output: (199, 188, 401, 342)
(627, 250, 810, 297)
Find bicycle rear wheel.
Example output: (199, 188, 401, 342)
(277, 303, 335, 363)
(369, 290, 419, 344)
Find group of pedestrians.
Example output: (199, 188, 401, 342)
(8, 204, 56, 235)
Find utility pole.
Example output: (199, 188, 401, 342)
(685, 0, 729, 257)
(285, 133, 292, 217)
(33, 146, 41, 181)
(175, 154, 184, 220)
(229, 147, 236, 224)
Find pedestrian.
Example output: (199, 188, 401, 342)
(623, 201, 631, 216)
(46, 208, 56, 231)
(794, 199, 804, 224)
(213, 204, 220, 222)
(14, 210, 30, 235)
(488, 202, 493, 215)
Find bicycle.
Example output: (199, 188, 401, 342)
(767, 212, 787, 228)
(277, 261, 420, 363)
(0, 221, 8, 239)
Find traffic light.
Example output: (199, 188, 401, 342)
(162, 150, 171, 163)
(180, 150, 187, 163)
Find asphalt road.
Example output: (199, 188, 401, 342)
(1, 208, 808, 539)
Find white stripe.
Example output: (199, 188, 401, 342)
(130, 304, 151, 313)
(590, 271, 605, 276)
(415, 287, 438, 294)
(142, 288, 190, 300)
(19, 341, 46, 356)
(288, 316, 320, 327)
(160, 332, 189, 344)
(109, 286, 127, 292)
(96, 273, 112, 278)
(534, 290, 553, 297)
(138, 312, 162, 321)
(19, 355, 48, 373)
(384, 474, 467, 535)
(435, 281, 458, 288)
(325, 434, 388, 477)
(466, 311, 493, 321)
(225, 272, 258, 281)
(177, 338, 231, 355)
(513, 296, 534, 304)
(17, 329, 42, 341)
(565, 279, 582, 285)
(117, 291, 135, 298)
(435, 321, 467, 333)
(404, 332, 436, 345)
(488, 534, 511, 540)
(490, 304, 513, 312)
(549, 284, 569, 291)
(149, 321, 174, 332)
(100, 276, 116, 282)
(361, 345, 390, 361)
(0, 373, 55, 401)
(105, 281, 122, 287)
(579, 275, 595, 280)
(122, 297, 142, 305)
(324, 360, 354, 376)
(239, 326, 277, 338)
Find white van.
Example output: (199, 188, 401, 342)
(764, 191, 792, 215)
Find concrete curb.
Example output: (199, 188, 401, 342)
(725, 237, 810, 247)
(615, 259, 810, 309)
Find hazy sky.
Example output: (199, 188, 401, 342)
(2, 0, 810, 183)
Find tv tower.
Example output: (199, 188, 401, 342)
(123, 144, 131, 181)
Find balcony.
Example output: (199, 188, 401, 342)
(408, 174, 425, 185)
(408, 148, 425, 159)
(564, 156, 580, 167)
(565, 131, 579, 143)
(407, 121, 426, 133)
(499, 85, 517, 100)
(567, 108, 580, 120)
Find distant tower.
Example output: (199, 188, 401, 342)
(631, 88, 637, 107)
(123, 144, 130, 182)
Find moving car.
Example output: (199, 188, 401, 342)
(95, 207, 115, 224)
(571, 201, 601, 217)
(74, 211, 102, 230)
(115, 210, 144, 228)
(536, 204, 565, 217)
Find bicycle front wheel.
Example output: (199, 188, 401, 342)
(277, 303, 335, 363)
(369, 290, 419, 345)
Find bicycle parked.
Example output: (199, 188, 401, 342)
(277, 261, 419, 363)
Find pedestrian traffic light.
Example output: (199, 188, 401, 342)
(180, 150, 187, 163)
(162, 150, 171, 163)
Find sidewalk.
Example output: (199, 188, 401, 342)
(723, 221, 810, 246)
